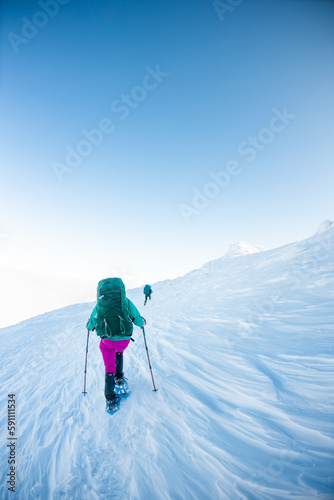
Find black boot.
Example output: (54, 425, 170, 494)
(114, 353, 129, 395)
(115, 353, 124, 383)
(105, 372, 115, 399)
(105, 373, 118, 413)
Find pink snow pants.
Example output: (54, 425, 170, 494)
(99, 339, 130, 373)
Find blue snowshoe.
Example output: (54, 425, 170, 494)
(106, 396, 120, 415)
(114, 376, 129, 396)
(114, 353, 130, 396)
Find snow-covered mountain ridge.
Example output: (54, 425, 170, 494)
(132, 220, 334, 308)
(223, 242, 268, 258)
(0, 222, 333, 499)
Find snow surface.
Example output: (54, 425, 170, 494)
(1, 223, 334, 499)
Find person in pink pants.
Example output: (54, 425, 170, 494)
(87, 277, 145, 412)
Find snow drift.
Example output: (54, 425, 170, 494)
(1, 222, 334, 499)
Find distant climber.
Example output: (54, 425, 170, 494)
(143, 284, 153, 305)
(87, 277, 145, 414)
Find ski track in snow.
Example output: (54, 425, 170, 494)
(1, 224, 334, 499)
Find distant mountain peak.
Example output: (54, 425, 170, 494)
(316, 220, 334, 234)
(224, 241, 268, 258)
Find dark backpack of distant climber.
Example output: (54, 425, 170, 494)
(143, 284, 153, 305)
(87, 277, 145, 414)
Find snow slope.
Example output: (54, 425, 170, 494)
(1, 222, 334, 499)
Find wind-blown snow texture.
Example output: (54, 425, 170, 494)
(1, 222, 334, 499)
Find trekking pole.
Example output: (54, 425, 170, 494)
(82, 327, 90, 396)
(141, 327, 158, 392)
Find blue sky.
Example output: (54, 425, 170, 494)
(1, 0, 334, 327)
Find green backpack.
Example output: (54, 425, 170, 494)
(95, 278, 133, 339)
(144, 284, 151, 294)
